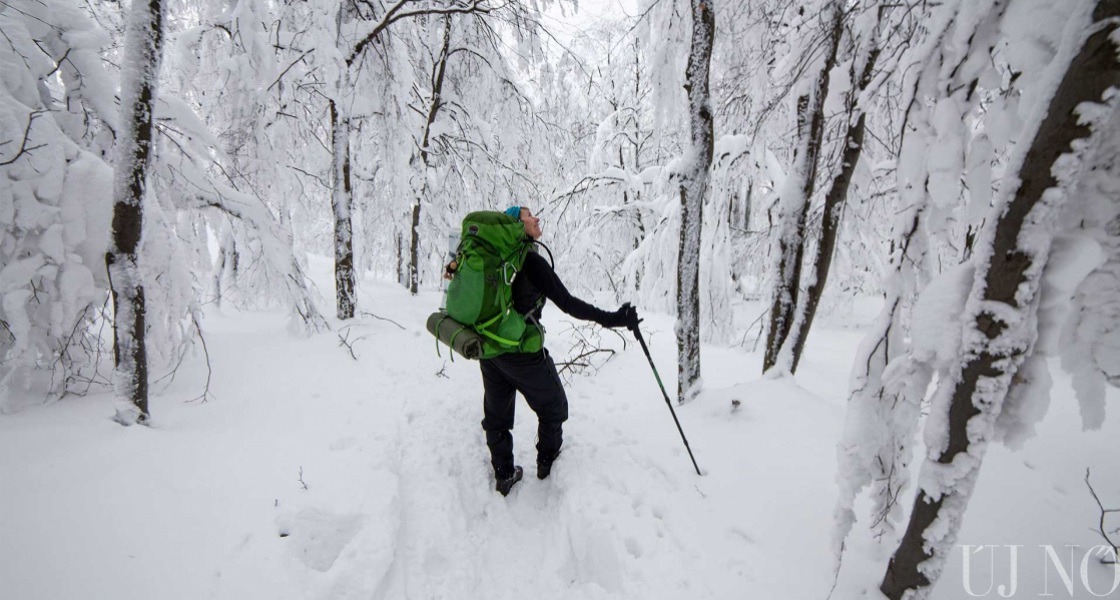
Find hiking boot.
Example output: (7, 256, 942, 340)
(537, 450, 561, 480)
(495, 466, 523, 496)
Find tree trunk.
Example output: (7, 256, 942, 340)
(330, 99, 356, 319)
(784, 33, 882, 373)
(762, 2, 844, 374)
(108, 0, 165, 426)
(834, 1, 982, 558)
(397, 231, 404, 285)
(676, 0, 714, 404)
(408, 201, 420, 295)
(632, 37, 646, 252)
(214, 223, 230, 309)
(743, 181, 752, 231)
(409, 15, 452, 296)
(881, 5, 1120, 598)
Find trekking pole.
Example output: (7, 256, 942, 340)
(632, 328, 703, 476)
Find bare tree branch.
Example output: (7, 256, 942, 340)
(346, 0, 492, 67)
(268, 49, 312, 91)
(1086, 468, 1120, 563)
(337, 327, 364, 360)
(0, 110, 47, 166)
(358, 310, 406, 330)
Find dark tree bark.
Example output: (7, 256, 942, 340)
(408, 201, 421, 295)
(408, 15, 452, 296)
(632, 37, 646, 253)
(107, 0, 165, 425)
(397, 231, 405, 285)
(763, 2, 844, 374)
(786, 32, 882, 373)
(213, 225, 236, 309)
(330, 99, 356, 319)
(676, 0, 715, 404)
(882, 4, 1120, 598)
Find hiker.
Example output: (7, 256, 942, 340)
(447, 206, 641, 495)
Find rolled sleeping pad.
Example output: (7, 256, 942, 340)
(426, 311, 482, 360)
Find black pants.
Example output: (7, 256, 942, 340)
(480, 349, 568, 477)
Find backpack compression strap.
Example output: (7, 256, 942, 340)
(475, 238, 533, 349)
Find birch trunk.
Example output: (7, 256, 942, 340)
(330, 99, 356, 319)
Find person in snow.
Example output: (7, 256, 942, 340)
(448, 206, 641, 495)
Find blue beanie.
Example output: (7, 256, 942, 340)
(504, 206, 522, 219)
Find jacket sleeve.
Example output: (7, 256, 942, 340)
(521, 253, 620, 326)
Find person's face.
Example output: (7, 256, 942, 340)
(521, 208, 542, 240)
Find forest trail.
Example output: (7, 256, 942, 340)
(1, 269, 1116, 600)
(287, 273, 756, 600)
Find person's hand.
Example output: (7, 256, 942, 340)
(615, 302, 641, 333)
(443, 260, 458, 280)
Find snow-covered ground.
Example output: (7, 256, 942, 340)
(2, 259, 1117, 599)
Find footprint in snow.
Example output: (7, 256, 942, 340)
(276, 508, 364, 572)
(624, 536, 643, 558)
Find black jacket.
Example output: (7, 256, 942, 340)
(513, 251, 620, 327)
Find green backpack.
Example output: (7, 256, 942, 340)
(441, 211, 543, 359)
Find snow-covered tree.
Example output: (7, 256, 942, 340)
(675, 0, 715, 404)
(550, 29, 656, 297)
(881, 3, 1119, 596)
(108, 0, 167, 425)
(404, 15, 453, 295)
(0, 0, 117, 410)
(831, 0, 1004, 553)
(761, 0, 844, 375)
(775, 2, 884, 373)
(153, 0, 328, 342)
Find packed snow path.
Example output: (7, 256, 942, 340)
(268, 282, 767, 600)
(2, 270, 1117, 599)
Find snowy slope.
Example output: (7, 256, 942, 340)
(1, 258, 1116, 599)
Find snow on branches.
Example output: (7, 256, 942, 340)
(0, 2, 115, 409)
